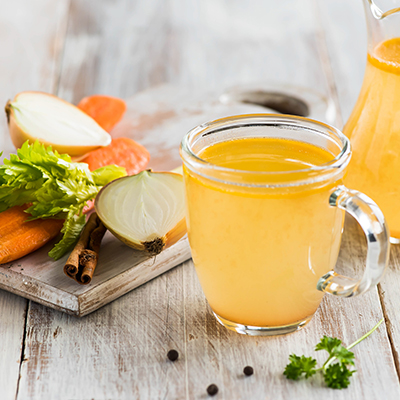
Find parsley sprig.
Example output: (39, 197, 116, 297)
(284, 318, 384, 389)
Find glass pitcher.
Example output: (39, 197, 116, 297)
(344, 0, 400, 243)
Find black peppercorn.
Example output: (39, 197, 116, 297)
(167, 349, 179, 361)
(243, 366, 254, 376)
(207, 384, 218, 396)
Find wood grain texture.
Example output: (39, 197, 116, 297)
(316, 0, 367, 127)
(379, 246, 400, 380)
(0, 0, 400, 400)
(16, 244, 400, 400)
(182, 249, 399, 400)
(0, 291, 27, 400)
(17, 263, 188, 400)
(0, 233, 190, 316)
(0, 1, 70, 399)
(114, 84, 335, 171)
(0, 0, 70, 158)
(10, 0, 400, 399)
(56, 0, 337, 102)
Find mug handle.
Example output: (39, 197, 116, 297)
(317, 185, 390, 297)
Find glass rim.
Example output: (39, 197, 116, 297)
(180, 114, 352, 187)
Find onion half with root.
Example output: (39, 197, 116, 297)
(5, 91, 111, 157)
(95, 170, 186, 255)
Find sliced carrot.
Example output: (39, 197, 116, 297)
(77, 95, 127, 132)
(0, 205, 64, 264)
(81, 137, 150, 175)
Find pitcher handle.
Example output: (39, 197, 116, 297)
(317, 186, 390, 297)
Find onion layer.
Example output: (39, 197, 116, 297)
(5, 91, 111, 156)
(95, 170, 186, 255)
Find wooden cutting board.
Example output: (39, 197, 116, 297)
(0, 84, 334, 316)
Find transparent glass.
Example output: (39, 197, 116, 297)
(344, 0, 400, 243)
(180, 114, 390, 336)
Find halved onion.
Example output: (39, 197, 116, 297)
(171, 165, 183, 175)
(95, 170, 186, 255)
(5, 91, 111, 157)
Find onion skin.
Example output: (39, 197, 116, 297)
(5, 92, 110, 157)
(98, 215, 186, 256)
(164, 218, 187, 249)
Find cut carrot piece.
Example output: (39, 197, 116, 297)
(0, 205, 64, 264)
(77, 95, 127, 132)
(81, 137, 150, 175)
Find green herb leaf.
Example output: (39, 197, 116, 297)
(324, 363, 355, 389)
(283, 354, 317, 380)
(330, 345, 355, 366)
(315, 335, 355, 368)
(283, 319, 384, 390)
(0, 141, 126, 259)
(315, 336, 342, 354)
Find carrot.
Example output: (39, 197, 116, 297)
(0, 205, 64, 264)
(77, 95, 150, 212)
(81, 137, 150, 175)
(77, 95, 127, 132)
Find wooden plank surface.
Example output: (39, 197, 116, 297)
(0, 290, 27, 400)
(0, 234, 191, 316)
(16, 254, 400, 400)
(0, 0, 70, 158)
(1, 0, 400, 399)
(181, 248, 398, 400)
(0, 1, 70, 399)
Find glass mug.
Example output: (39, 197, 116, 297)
(180, 114, 390, 336)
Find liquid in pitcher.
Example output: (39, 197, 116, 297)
(344, 38, 400, 239)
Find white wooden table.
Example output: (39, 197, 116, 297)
(2, 1, 400, 399)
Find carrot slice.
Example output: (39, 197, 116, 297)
(0, 205, 64, 264)
(77, 95, 150, 212)
(81, 137, 150, 175)
(77, 95, 127, 132)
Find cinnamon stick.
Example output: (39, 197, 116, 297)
(64, 212, 107, 285)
